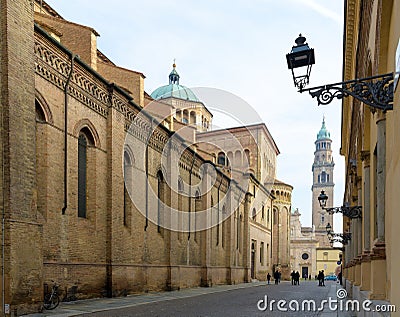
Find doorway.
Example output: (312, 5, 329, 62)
(251, 240, 256, 279)
(302, 266, 309, 279)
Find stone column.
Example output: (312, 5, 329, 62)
(370, 113, 386, 300)
(243, 193, 251, 282)
(376, 116, 386, 245)
(361, 151, 371, 251)
(360, 151, 371, 291)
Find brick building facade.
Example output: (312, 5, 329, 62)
(0, 1, 292, 314)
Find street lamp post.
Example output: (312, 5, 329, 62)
(286, 34, 394, 112)
(318, 190, 362, 219)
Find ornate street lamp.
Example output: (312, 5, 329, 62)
(286, 34, 315, 91)
(325, 222, 351, 245)
(287, 35, 394, 112)
(318, 190, 362, 219)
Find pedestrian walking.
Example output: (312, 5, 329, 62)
(274, 271, 279, 285)
(295, 271, 300, 285)
(321, 270, 325, 286)
(317, 271, 322, 286)
(267, 273, 271, 285)
(291, 270, 295, 285)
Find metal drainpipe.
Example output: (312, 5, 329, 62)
(1, 77, 5, 313)
(187, 153, 196, 240)
(2, 148, 5, 315)
(61, 54, 77, 215)
(144, 119, 153, 231)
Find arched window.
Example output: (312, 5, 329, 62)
(252, 208, 256, 221)
(244, 149, 250, 167)
(157, 171, 164, 233)
(321, 171, 327, 183)
(78, 134, 88, 218)
(194, 190, 201, 242)
(178, 179, 184, 240)
(217, 152, 226, 166)
(273, 208, 277, 225)
(182, 110, 189, 124)
(35, 99, 48, 219)
(261, 205, 265, 220)
(35, 100, 46, 123)
(190, 111, 196, 125)
(123, 151, 133, 227)
(78, 128, 95, 219)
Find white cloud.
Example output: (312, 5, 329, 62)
(293, 0, 342, 25)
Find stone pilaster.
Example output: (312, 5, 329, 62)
(0, 0, 43, 314)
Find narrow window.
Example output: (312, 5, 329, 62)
(178, 179, 183, 240)
(194, 190, 201, 242)
(260, 242, 264, 265)
(157, 171, 164, 233)
(123, 151, 132, 226)
(78, 134, 88, 218)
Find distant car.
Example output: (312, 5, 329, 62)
(325, 275, 337, 281)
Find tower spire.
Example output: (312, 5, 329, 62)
(169, 59, 180, 84)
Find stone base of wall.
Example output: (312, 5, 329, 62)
(345, 279, 392, 317)
(43, 263, 248, 301)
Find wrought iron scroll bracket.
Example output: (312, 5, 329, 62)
(325, 205, 362, 219)
(301, 73, 394, 112)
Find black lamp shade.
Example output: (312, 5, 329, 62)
(318, 190, 328, 208)
(286, 47, 315, 70)
(326, 222, 332, 233)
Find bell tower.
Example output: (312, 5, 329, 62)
(311, 117, 335, 233)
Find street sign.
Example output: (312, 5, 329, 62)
(337, 261, 341, 265)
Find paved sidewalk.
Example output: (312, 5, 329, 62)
(319, 283, 355, 317)
(23, 281, 266, 317)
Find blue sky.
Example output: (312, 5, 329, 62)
(45, 0, 345, 230)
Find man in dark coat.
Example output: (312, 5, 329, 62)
(295, 271, 300, 285)
(291, 270, 295, 285)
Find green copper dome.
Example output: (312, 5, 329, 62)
(151, 63, 200, 102)
(317, 117, 330, 140)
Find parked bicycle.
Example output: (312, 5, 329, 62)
(43, 280, 60, 310)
